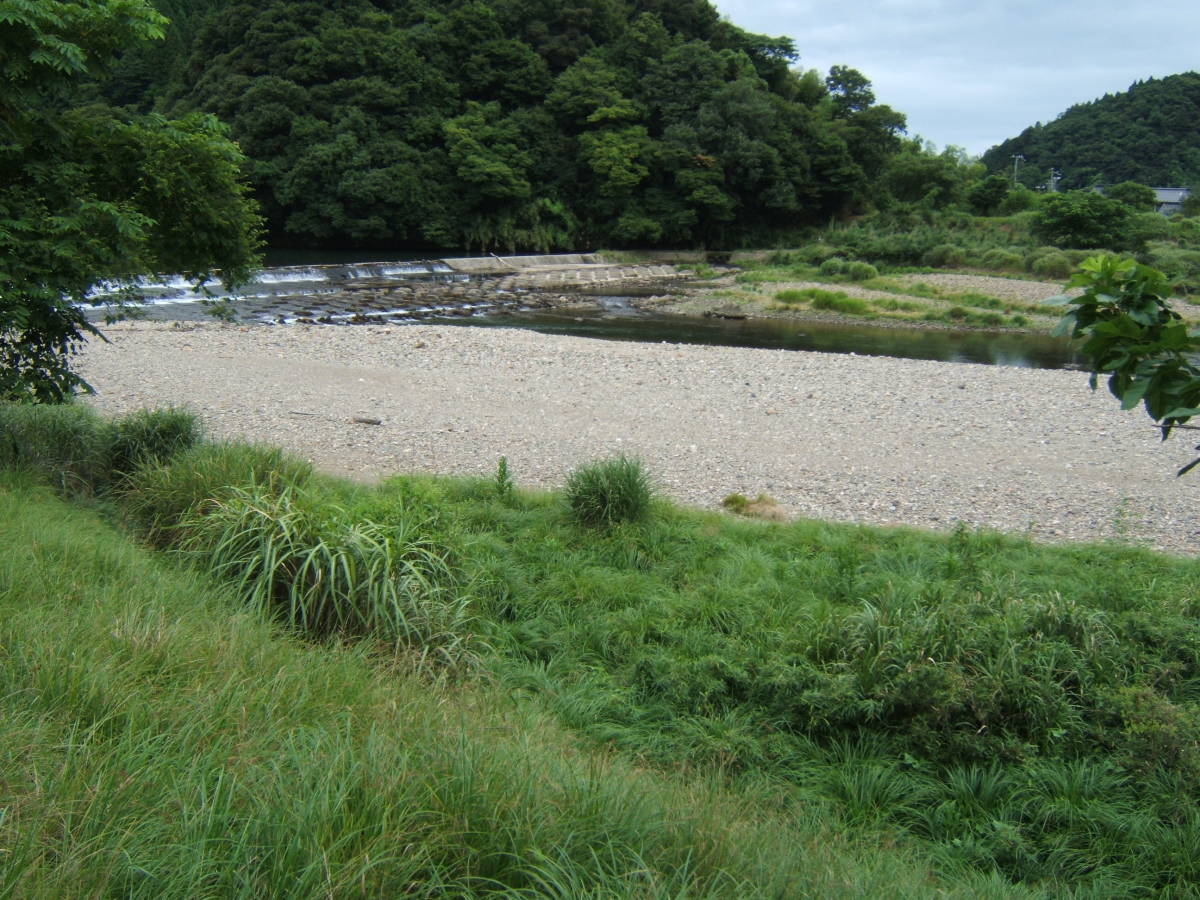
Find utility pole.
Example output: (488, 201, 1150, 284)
(1011, 153, 1025, 185)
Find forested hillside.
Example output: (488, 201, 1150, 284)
(982, 73, 1200, 190)
(105, 0, 907, 250)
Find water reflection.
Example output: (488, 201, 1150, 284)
(453, 307, 1084, 371)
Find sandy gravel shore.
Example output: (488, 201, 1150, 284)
(76, 321, 1199, 556)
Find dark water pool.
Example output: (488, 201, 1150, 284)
(446, 306, 1084, 371)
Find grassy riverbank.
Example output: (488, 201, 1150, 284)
(617, 220, 1200, 333)
(4, 402, 1200, 896)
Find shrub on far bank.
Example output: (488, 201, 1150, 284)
(980, 248, 1024, 271)
(922, 244, 966, 268)
(565, 456, 653, 527)
(1031, 252, 1073, 279)
(818, 257, 847, 276)
(845, 261, 879, 281)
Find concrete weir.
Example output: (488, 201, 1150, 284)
(87, 253, 686, 325)
(442, 253, 682, 292)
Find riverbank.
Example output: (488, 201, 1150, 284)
(76, 321, 1198, 555)
(642, 268, 1074, 333)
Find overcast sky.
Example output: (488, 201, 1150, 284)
(712, 1, 1200, 157)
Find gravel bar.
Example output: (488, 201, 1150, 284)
(77, 321, 1199, 556)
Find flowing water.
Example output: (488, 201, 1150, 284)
(87, 259, 1083, 371)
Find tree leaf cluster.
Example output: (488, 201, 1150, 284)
(110, 0, 908, 250)
(1052, 254, 1200, 475)
(1, 0, 262, 401)
(982, 72, 1200, 191)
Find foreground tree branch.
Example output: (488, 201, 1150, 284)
(0, 0, 262, 402)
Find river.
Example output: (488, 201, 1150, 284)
(86, 257, 1083, 371)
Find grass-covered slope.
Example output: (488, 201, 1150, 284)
(1, 471, 1002, 898)
(4, 400, 1200, 895)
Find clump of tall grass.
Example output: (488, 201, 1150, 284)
(0, 403, 204, 497)
(108, 405, 203, 476)
(810, 293, 871, 315)
(179, 482, 471, 663)
(773, 287, 847, 307)
(565, 456, 653, 527)
(123, 441, 312, 546)
(0, 401, 114, 494)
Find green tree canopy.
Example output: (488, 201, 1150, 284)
(104, 0, 909, 251)
(1106, 181, 1158, 212)
(1031, 191, 1140, 251)
(0, 0, 262, 401)
(982, 73, 1200, 190)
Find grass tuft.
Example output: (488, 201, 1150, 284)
(179, 482, 472, 663)
(109, 405, 203, 476)
(122, 441, 313, 546)
(565, 456, 653, 527)
(0, 401, 113, 495)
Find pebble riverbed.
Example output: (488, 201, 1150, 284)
(76, 320, 1198, 556)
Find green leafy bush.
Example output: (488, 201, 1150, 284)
(818, 257, 847, 276)
(1052, 254, 1200, 475)
(565, 456, 653, 527)
(922, 244, 966, 268)
(1031, 190, 1140, 251)
(845, 261, 879, 281)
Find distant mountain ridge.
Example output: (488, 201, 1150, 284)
(981, 72, 1200, 191)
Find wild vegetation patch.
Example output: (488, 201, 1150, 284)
(5, 404, 1199, 895)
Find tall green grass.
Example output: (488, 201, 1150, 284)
(122, 441, 313, 545)
(180, 482, 472, 664)
(0, 472, 1013, 898)
(0, 401, 203, 496)
(564, 455, 653, 527)
(6, 404, 1200, 894)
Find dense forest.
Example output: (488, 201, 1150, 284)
(103, 0, 909, 251)
(982, 73, 1200, 190)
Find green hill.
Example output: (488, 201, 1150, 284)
(982, 72, 1200, 190)
(103, 0, 907, 251)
